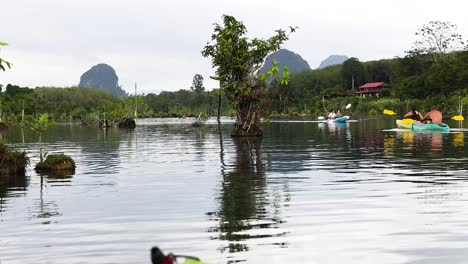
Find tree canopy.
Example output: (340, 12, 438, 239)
(202, 15, 293, 136)
(406, 21, 467, 64)
(190, 74, 205, 93)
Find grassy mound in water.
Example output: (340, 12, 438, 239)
(35, 154, 76, 173)
(0, 143, 29, 175)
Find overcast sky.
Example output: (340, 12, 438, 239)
(2, 0, 467, 94)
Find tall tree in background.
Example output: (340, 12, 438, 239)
(190, 74, 205, 93)
(202, 15, 293, 137)
(341, 57, 366, 91)
(0, 42, 12, 71)
(406, 21, 466, 64)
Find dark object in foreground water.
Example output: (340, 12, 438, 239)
(151, 247, 203, 264)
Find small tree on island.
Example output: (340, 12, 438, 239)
(27, 113, 56, 162)
(202, 15, 294, 137)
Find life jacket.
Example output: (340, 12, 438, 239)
(409, 110, 421, 121)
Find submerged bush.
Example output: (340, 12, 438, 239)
(35, 154, 75, 173)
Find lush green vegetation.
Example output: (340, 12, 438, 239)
(2, 47, 467, 122)
(267, 50, 468, 118)
(0, 84, 234, 122)
(267, 21, 468, 118)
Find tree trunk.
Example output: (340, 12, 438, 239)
(39, 133, 43, 163)
(231, 99, 263, 137)
(217, 91, 222, 121)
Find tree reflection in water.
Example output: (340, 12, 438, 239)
(208, 130, 287, 255)
(0, 173, 29, 218)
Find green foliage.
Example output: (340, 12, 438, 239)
(27, 113, 56, 133)
(201, 15, 294, 136)
(27, 113, 56, 162)
(341, 57, 366, 90)
(368, 109, 377, 116)
(201, 15, 291, 92)
(0, 142, 29, 175)
(144, 89, 228, 117)
(0, 41, 11, 71)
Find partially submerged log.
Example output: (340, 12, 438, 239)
(118, 118, 136, 129)
(191, 112, 208, 127)
(35, 154, 75, 173)
(0, 143, 29, 175)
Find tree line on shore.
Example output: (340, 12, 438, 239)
(0, 84, 235, 123)
(2, 50, 466, 123)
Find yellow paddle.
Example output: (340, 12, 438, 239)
(383, 109, 397, 116)
(452, 115, 465, 121)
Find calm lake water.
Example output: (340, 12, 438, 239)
(1, 118, 468, 264)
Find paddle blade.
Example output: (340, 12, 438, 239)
(345, 103, 351, 109)
(452, 115, 464, 121)
(402, 118, 415, 124)
(317, 116, 325, 120)
(383, 109, 396, 115)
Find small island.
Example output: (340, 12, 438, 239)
(35, 154, 76, 173)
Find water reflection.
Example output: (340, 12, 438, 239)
(32, 175, 61, 223)
(208, 136, 287, 255)
(0, 119, 468, 263)
(452, 132, 464, 147)
(0, 174, 28, 215)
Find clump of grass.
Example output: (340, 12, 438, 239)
(35, 154, 75, 173)
(0, 143, 29, 175)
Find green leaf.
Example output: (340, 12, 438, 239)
(245, 87, 252, 95)
(280, 66, 290, 85)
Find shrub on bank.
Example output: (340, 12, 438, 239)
(0, 143, 29, 175)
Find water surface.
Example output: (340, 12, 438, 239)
(1, 118, 468, 263)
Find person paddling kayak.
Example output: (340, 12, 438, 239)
(423, 106, 443, 124)
(403, 106, 424, 121)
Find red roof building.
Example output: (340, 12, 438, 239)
(354, 82, 391, 97)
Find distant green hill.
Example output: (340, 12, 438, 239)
(79, 63, 127, 97)
(259, 49, 311, 77)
